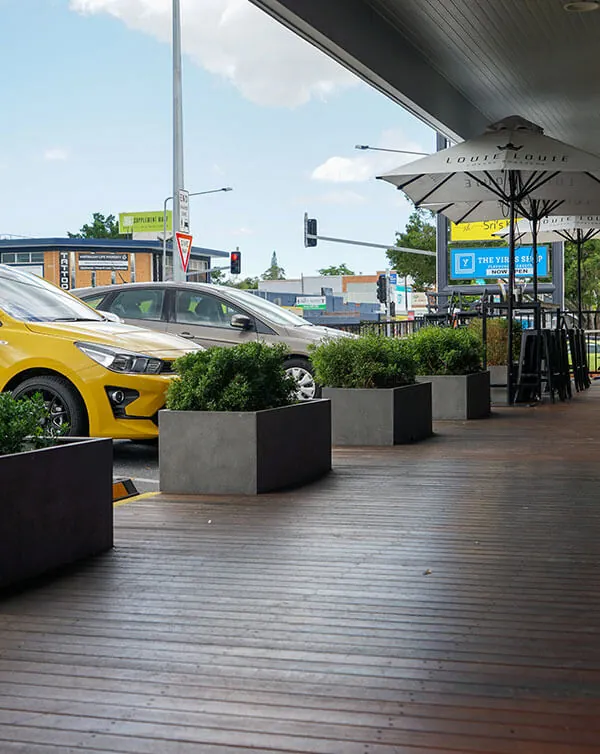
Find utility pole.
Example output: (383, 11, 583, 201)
(172, 0, 186, 282)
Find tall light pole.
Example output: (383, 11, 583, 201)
(172, 0, 185, 282)
(162, 187, 233, 280)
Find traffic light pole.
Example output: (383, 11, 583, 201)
(306, 233, 435, 257)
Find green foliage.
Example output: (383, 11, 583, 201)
(166, 342, 297, 412)
(564, 238, 600, 311)
(387, 208, 436, 291)
(468, 318, 523, 365)
(262, 251, 286, 280)
(310, 334, 416, 389)
(409, 326, 483, 376)
(0, 393, 68, 456)
(318, 263, 355, 276)
(228, 276, 260, 290)
(68, 212, 122, 239)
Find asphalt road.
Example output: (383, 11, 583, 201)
(113, 440, 160, 494)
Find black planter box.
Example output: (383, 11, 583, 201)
(1, 438, 113, 591)
(323, 383, 432, 446)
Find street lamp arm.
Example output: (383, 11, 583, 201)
(355, 144, 430, 156)
(161, 186, 234, 280)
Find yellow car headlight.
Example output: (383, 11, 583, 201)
(75, 342, 164, 375)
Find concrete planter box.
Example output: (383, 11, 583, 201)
(159, 399, 332, 495)
(323, 383, 432, 446)
(416, 371, 491, 420)
(1, 437, 113, 591)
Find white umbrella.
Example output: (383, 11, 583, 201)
(493, 215, 600, 325)
(378, 115, 600, 207)
(377, 115, 600, 404)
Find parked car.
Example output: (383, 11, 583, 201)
(73, 282, 351, 400)
(0, 265, 202, 440)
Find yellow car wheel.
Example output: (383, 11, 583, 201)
(12, 375, 88, 436)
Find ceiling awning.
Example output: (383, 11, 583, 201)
(249, 0, 600, 152)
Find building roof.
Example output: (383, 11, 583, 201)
(0, 237, 230, 259)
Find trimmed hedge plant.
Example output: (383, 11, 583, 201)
(310, 333, 416, 389)
(166, 341, 297, 412)
(0, 392, 67, 456)
(409, 326, 483, 376)
(468, 317, 523, 365)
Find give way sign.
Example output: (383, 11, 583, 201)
(175, 232, 193, 273)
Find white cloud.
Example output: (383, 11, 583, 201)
(312, 129, 429, 183)
(231, 226, 254, 236)
(44, 148, 69, 161)
(69, 0, 357, 107)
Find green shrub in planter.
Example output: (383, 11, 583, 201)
(409, 326, 483, 376)
(468, 317, 523, 365)
(311, 333, 416, 389)
(166, 341, 297, 412)
(0, 392, 67, 456)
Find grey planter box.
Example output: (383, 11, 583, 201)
(416, 371, 491, 420)
(1, 437, 113, 591)
(323, 383, 432, 446)
(159, 399, 332, 495)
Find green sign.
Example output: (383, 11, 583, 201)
(119, 211, 172, 235)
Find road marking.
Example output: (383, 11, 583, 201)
(114, 491, 160, 507)
(131, 477, 160, 485)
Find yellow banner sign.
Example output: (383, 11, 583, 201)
(450, 218, 517, 242)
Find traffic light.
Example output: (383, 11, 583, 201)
(230, 250, 241, 275)
(376, 274, 387, 303)
(304, 213, 318, 247)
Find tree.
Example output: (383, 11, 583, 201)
(261, 251, 286, 280)
(387, 208, 436, 291)
(318, 263, 355, 276)
(210, 269, 226, 285)
(68, 213, 122, 239)
(231, 277, 260, 290)
(564, 238, 600, 311)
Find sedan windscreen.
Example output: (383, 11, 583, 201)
(0, 266, 103, 323)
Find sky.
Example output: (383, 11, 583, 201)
(0, 0, 435, 279)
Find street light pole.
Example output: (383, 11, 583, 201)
(172, 0, 185, 282)
(161, 187, 233, 280)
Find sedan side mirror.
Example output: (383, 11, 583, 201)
(99, 310, 123, 323)
(231, 314, 254, 331)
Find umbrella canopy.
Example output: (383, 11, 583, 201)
(424, 198, 600, 225)
(493, 215, 600, 326)
(377, 115, 600, 207)
(492, 215, 600, 244)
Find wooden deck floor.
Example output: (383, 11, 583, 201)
(2, 388, 600, 753)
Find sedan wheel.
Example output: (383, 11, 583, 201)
(284, 359, 320, 401)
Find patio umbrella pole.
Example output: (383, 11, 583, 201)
(531, 203, 539, 330)
(507, 175, 517, 406)
(577, 229, 583, 328)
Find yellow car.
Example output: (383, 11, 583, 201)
(0, 265, 201, 440)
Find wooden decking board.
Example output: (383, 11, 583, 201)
(2, 389, 600, 751)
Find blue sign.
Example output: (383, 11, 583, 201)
(389, 272, 397, 285)
(450, 246, 549, 280)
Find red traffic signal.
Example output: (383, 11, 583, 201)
(230, 251, 241, 275)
